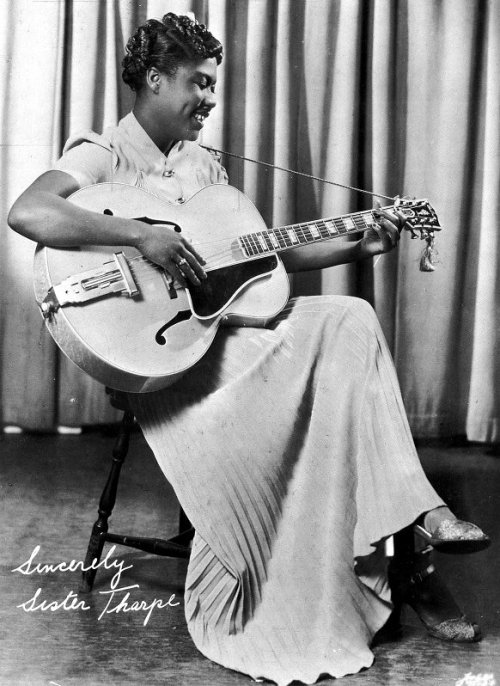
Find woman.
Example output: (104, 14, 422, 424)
(9, 13, 490, 686)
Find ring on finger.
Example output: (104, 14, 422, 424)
(177, 257, 188, 268)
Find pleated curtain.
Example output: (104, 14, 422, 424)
(1, 0, 498, 440)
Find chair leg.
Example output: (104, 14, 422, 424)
(80, 410, 134, 593)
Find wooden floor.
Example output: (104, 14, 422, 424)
(0, 430, 499, 686)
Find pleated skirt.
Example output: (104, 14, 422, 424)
(130, 295, 443, 685)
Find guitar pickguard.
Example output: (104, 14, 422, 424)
(187, 255, 279, 319)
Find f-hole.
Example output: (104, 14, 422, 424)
(103, 208, 181, 232)
(155, 310, 193, 345)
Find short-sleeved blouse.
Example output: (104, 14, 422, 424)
(53, 111, 228, 202)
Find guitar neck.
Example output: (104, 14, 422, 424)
(239, 207, 386, 257)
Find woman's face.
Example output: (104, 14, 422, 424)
(153, 57, 218, 143)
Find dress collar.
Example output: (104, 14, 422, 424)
(119, 112, 184, 162)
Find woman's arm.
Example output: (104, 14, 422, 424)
(9, 171, 404, 278)
(8, 171, 207, 286)
(8, 171, 144, 246)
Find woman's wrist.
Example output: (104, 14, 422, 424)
(353, 239, 368, 261)
(128, 218, 150, 250)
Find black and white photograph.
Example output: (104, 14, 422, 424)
(1, 1, 499, 685)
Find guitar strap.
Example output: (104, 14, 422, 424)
(201, 145, 394, 202)
(202, 146, 438, 272)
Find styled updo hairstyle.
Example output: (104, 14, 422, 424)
(122, 12, 223, 92)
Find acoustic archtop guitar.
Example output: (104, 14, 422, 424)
(34, 182, 441, 392)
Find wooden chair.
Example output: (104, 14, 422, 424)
(79, 388, 194, 592)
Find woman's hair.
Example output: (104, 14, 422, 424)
(122, 12, 223, 91)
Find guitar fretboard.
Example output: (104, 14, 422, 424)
(239, 210, 380, 257)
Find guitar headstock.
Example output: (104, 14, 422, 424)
(393, 197, 442, 239)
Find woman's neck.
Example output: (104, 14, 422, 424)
(132, 102, 176, 156)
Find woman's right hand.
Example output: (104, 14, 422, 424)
(135, 223, 207, 287)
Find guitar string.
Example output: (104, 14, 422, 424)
(128, 234, 360, 280)
(127, 246, 273, 277)
(128, 233, 353, 274)
(125, 224, 432, 284)
(129, 205, 391, 256)
(117, 199, 434, 281)
(128, 228, 413, 275)
(125, 206, 392, 272)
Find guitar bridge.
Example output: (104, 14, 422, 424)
(40, 251, 139, 318)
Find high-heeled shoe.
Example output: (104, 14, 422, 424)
(388, 546, 481, 643)
(414, 515, 490, 554)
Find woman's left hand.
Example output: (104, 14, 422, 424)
(356, 201, 407, 259)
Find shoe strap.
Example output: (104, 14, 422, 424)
(409, 562, 435, 585)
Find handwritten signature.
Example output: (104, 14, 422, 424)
(12, 545, 179, 626)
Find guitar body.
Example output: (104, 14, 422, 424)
(34, 183, 290, 393)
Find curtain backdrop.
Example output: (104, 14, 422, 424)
(1, 0, 498, 440)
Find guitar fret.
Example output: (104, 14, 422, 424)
(256, 233, 268, 251)
(240, 235, 253, 256)
(299, 224, 314, 242)
(337, 218, 348, 234)
(322, 219, 338, 235)
(269, 229, 281, 248)
(341, 216, 355, 231)
(362, 212, 374, 226)
(335, 218, 347, 234)
(249, 234, 261, 254)
(250, 233, 261, 255)
(317, 221, 331, 238)
(268, 231, 280, 249)
(308, 224, 321, 239)
(242, 234, 260, 256)
(277, 229, 292, 248)
(296, 224, 311, 243)
(262, 232, 275, 250)
(352, 214, 368, 232)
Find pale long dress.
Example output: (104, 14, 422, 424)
(130, 296, 443, 685)
(55, 114, 444, 684)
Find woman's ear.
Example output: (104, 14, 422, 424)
(146, 67, 161, 94)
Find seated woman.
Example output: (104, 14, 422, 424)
(8, 13, 490, 686)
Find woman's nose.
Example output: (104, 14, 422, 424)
(204, 90, 216, 108)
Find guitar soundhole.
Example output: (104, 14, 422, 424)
(155, 310, 193, 345)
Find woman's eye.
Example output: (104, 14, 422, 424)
(196, 80, 215, 93)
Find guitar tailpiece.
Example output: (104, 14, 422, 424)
(40, 287, 60, 319)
